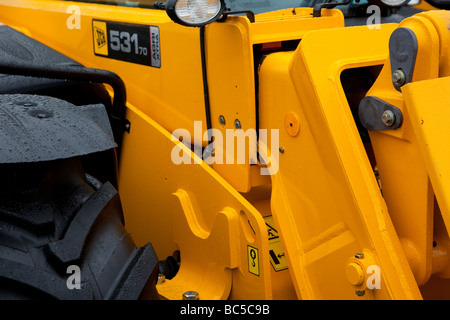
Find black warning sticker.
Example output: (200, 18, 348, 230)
(264, 216, 288, 272)
(92, 20, 161, 68)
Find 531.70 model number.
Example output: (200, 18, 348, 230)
(110, 30, 148, 56)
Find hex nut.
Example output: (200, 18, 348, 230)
(183, 291, 199, 300)
(157, 273, 165, 285)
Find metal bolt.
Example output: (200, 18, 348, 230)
(219, 115, 226, 125)
(234, 119, 242, 129)
(392, 69, 406, 87)
(182, 291, 199, 300)
(382, 110, 395, 127)
(356, 290, 366, 297)
(355, 253, 364, 259)
(156, 273, 165, 285)
(279, 147, 285, 154)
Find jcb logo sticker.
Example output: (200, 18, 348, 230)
(94, 27, 106, 48)
(92, 21, 108, 56)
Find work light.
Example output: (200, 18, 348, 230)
(166, 0, 226, 27)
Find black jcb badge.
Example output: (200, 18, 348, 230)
(93, 20, 161, 68)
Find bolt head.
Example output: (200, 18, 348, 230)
(354, 253, 364, 259)
(392, 69, 406, 87)
(157, 273, 165, 285)
(234, 119, 242, 129)
(183, 291, 199, 300)
(219, 115, 226, 125)
(382, 110, 395, 127)
(279, 147, 285, 154)
(356, 290, 366, 297)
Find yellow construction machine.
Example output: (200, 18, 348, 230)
(0, 0, 450, 301)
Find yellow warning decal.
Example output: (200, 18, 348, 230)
(264, 216, 288, 272)
(93, 20, 108, 56)
(247, 245, 259, 276)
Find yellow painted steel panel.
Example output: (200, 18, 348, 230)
(403, 77, 450, 233)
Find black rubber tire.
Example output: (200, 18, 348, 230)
(0, 24, 159, 300)
(0, 158, 159, 300)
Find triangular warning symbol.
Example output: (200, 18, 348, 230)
(264, 216, 279, 240)
(266, 224, 278, 240)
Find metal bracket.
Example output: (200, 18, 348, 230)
(219, 10, 256, 23)
(359, 96, 403, 131)
(389, 27, 418, 92)
(312, 0, 350, 17)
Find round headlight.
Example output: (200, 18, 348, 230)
(166, 0, 226, 27)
